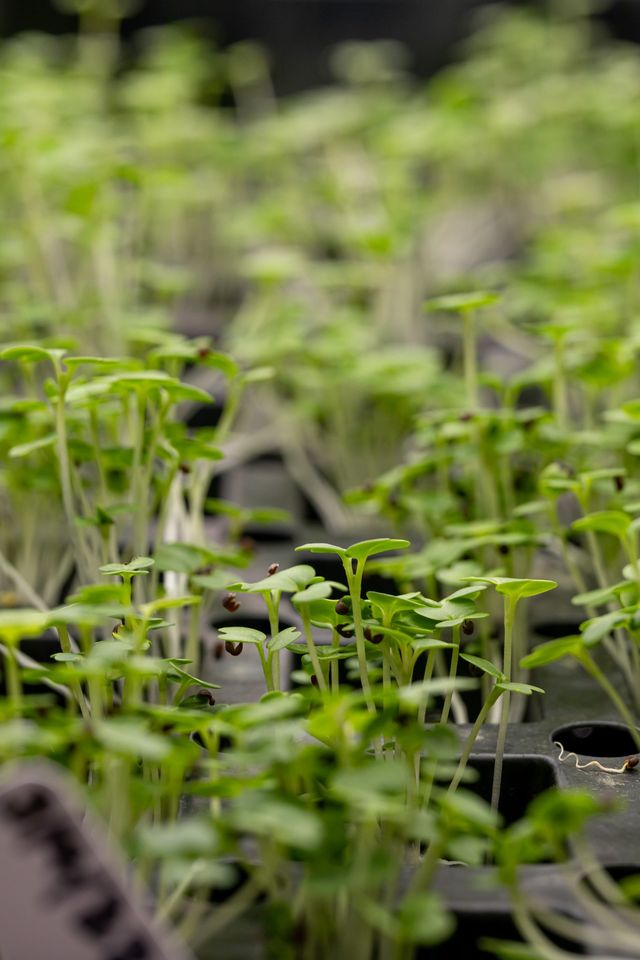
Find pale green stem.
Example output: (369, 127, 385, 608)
(156, 860, 205, 923)
(440, 625, 461, 724)
(191, 875, 263, 946)
(0, 548, 48, 611)
(186, 600, 202, 673)
(491, 596, 516, 812)
(345, 561, 375, 714)
(416, 649, 437, 728)
(300, 606, 327, 693)
(3, 639, 22, 712)
(331, 629, 340, 694)
(462, 309, 478, 409)
(264, 592, 281, 692)
(54, 374, 92, 578)
(131, 392, 148, 561)
(448, 686, 502, 794)
(553, 339, 568, 432)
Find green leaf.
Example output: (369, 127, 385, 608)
(581, 610, 628, 646)
(100, 557, 154, 577)
(48, 603, 129, 627)
(410, 637, 455, 652)
(95, 720, 171, 761)
(108, 371, 212, 403)
(191, 571, 238, 592)
(217, 627, 265, 646)
(166, 662, 220, 689)
(198, 352, 239, 379)
(413, 597, 478, 625)
(446, 584, 489, 600)
(572, 511, 631, 540)
(399, 677, 477, 706)
(0, 345, 63, 364)
(64, 356, 142, 373)
(241, 366, 274, 384)
(371, 626, 437, 648)
(312, 647, 356, 661)
(67, 584, 129, 606)
(136, 818, 218, 857)
(0, 609, 50, 639)
(496, 681, 545, 695)
(232, 564, 316, 594)
(425, 291, 498, 313)
(572, 584, 626, 607)
(295, 542, 347, 557)
(622, 564, 640, 583)
(439, 790, 500, 829)
(460, 654, 503, 679)
(331, 760, 409, 805)
(268, 627, 301, 652)
(9, 434, 56, 458)
(306, 598, 342, 629)
(169, 437, 223, 463)
(520, 637, 581, 669)
(66, 372, 211, 407)
(512, 500, 549, 518)
(227, 794, 322, 850)
(141, 595, 200, 616)
(397, 892, 455, 946)
(154, 543, 219, 575)
(463, 576, 556, 601)
(292, 582, 334, 604)
(366, 592, 422, 619)
(345, 538, 410, 563)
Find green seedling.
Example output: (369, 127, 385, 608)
(228, 563, 317, 690)
(521, 630, 640, 750)
(296, 539, 410, 712)
(425, 291, 498, 410)
(463, 577, 556, 812)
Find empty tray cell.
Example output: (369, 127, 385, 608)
(465, 756, 558, 826)
(552, 722, 639, 758)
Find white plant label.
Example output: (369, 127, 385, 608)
(0, 763, 192, 960)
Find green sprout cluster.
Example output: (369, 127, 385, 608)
(1, 3, 640, 959)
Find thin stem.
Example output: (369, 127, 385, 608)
(462, 309, 478, 409)
(448, 686, 502, 794)
(264, 592, 281, 693)
(3, 639, 22, 713)
(331, 629, 340, 694)
(156, 860, 205, 923)
(300, 606, 327, 693)
(191, 875, 263, 946)
(54, 372, 91, 578)
(440, 626, 460, 724)
(131, 391, 148, 561)
(491, 596, 516, 812)
(345, 560, 375, 714)
(416, 649, 437, 728)
(553, 339, 568, 433)
(512, 887, 573, 960)
(405, 834, 447, 897)
(185, 599, 202, 674)
(0, 548, 48, 611)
